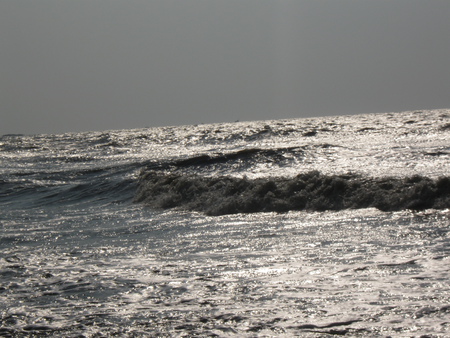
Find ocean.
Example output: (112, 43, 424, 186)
(1, 109, 449, 337)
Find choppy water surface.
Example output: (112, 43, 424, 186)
(1, 110, 450, 336)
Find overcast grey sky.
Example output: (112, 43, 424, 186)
(1, 0, 449, 135)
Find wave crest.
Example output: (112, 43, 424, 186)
(134, 171, 450, 215)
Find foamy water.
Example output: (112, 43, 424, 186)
(1, 110, 449, 336)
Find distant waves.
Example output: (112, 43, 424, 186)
(134, 171, 450, 215)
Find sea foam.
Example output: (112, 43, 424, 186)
(135, 170, 450, 215)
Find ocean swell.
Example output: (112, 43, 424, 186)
(135, 171, 450, 215)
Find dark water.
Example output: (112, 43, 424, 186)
(1, 110, 450, 336)
(135, 170, 450, 215)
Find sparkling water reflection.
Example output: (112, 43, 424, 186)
(1, 110, 450, 336)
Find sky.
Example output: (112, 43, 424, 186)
(1, 0, 450, 135)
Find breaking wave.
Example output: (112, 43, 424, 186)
(135, 170, 450, 215)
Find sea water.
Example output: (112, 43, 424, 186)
(1, 110, 449, 337)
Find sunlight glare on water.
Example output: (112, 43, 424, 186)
(1, 110, 449, 336)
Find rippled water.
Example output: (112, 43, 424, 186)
(1, 110, 450, 336)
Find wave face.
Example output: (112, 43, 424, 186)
(132, 109, 450, 215)
(135, 171, 450, 215)
(1, 109, 449, 211)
